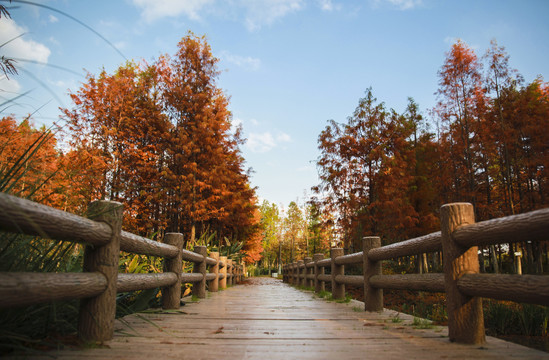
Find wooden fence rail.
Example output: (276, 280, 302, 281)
(283, 202, 549, 345)
(0, 192, 245, 342)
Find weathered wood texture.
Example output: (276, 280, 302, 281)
(457, 273, 549, 305)
(316, 258, 331, 267)
(453, 207, 549, 248)
(182, 249, 205, 263)
(0, 192, 111, 246)
(317, 274, 331, 283)
(21, 277, 547, 360)
(205, 257, 217, 266)
(331, 248, 345, 299)
(363, 236, 383, 312)
(334, 251, 363, 265)
(304, 257, 313, 288)
(161, 233, 184, 309)
(193, 246, 207, 298)
(313, 253, 325, 293)
(334, 274, 363, 287)
(118, 273, 177, 293)
(78, 200, 123, 342)
(209, 252, 220, 292)
(219, 256, 227, 289)
(370, 274, 446, 292)
(0, 272, 107, 308)
(121, 231, 178, 258)
(367, 232, 442, 261)
(181, 273, 204, 283)
(441, 203, 485, 344)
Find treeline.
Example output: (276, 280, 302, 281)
(1, 33, 262, 258)
(312, 39, 549, 274)
(258, 200, 334, 272)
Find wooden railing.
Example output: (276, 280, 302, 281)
(283, 202, 549, 345)
(0, 192, 245, 341)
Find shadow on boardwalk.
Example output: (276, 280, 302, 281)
(10, 277, 547, 359)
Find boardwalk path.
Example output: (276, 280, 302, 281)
(28, 277, 546, 359)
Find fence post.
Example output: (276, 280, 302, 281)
(227, 259, 233, 286)
(220, 256, 227, 289)
(297, 260, 304, 287)
(289, 263, 296, 286)
(78, 200, 123, 342)
(441, 202, 485, 344)
(331, 248, 345, 300)
(313, 253, 324, 293)
(305, 257, 314, 288)
(162, 233, 184, 309)
(193, 245, 207, 299)
(288, 263, 292, 285)
(304, 257, 312, 288)
(293, 262, 298, 285)
(363, 236, 383, 311)
(210, 252, 220, 292)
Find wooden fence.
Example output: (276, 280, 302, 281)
(0, 192, 245, 342)
(283, 202, 549, 345)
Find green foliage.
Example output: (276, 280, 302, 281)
(411, 317, 434, 329)
(390, 312, 403, 323)
(316, 290, 331, 299)
(335, 295, 353, 304)
(484, 300, 549, 337)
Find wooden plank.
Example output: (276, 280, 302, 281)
(9, 277, 547, 359)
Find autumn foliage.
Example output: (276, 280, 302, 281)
(1, 33, 262, 261)
(313, 39, 549, 272)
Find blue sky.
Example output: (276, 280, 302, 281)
(1, 0, 548, 209)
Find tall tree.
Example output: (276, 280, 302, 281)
(435, 39, 487, 216)
(63, 61, 170, 235)
(160, 33, 239, 243)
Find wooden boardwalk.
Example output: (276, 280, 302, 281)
(17, 277, 547, 359)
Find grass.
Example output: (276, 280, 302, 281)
(352, 306, 363, 312)
(315, 290, 331, 299)
(390, 312, 403, 323)
(411, 317, 434, 329)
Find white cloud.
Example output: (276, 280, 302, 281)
(0, 18, 51, 63)
(131, 0, 306, 31)
(246, 130, 291, 153)
(220, 51, 261, 71)
(318, 0, 340, 11)
(247, 132, 277, 153)
(276, 132, 291, 143)
(131, 0, 215, 22)
(0, 76, 22, 95)
(48, 15, 58, 23)
(372, 0, 422, 10)
(243, 0, 304, 31)
(230, 117, 243, 135)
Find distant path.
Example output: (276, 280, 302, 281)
(20, 277, 547, 359)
